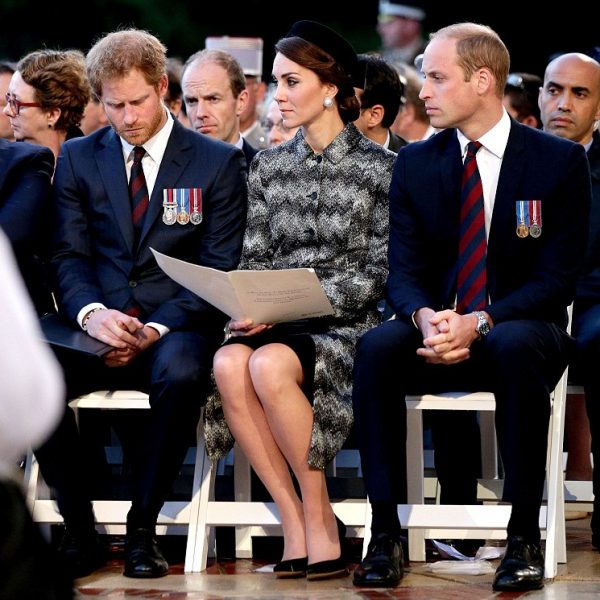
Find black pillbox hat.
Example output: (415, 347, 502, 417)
(284, 20, 362, 86)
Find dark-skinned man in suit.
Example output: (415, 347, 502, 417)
(539, 52, 600, 550)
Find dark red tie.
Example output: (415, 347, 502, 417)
(456, 141, 487, 314)
(129, 146, 149, 239)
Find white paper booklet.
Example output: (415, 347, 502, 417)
(151, 248, 334, 324)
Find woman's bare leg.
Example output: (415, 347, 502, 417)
(249, 344, 341, 564)
(213, 344, 306, 560)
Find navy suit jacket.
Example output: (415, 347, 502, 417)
(242, 138, 258, 169)
(0, 139, 55, 313)
(386, 121, 592, 330)
(576, 131, 600, 302)
(51, 119, 247, 332)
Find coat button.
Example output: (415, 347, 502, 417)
(129, 280, 137, 287)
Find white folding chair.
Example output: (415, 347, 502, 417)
(24, 390, 211, 573)
(360, 310, 572, 580)
(188, 446, 369, 570)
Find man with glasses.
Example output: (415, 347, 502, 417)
(539, 52, 600, 550)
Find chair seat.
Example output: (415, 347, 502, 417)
(25, 390, 209, 573)
(371, 368, 570, 580)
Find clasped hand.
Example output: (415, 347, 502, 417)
(226, 318, 273, 338)
(416, 309, 480, 365)
(85, 308, 159, 367)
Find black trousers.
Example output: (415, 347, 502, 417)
(572, 301, 600, 533)
(34, 330, 219, 531)
(352, 318, 572, 513)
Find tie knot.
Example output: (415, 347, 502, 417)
(466, 141, 482, 160)
(132, 146, 146, 164)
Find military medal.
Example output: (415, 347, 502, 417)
(190, 188, 203, 225)
(176, 189, 190, 225)
(162, 189, 177, 225)
(529, 200, 542, 238)
(516, 201, 529, 238)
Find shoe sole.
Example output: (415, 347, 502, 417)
(275, 571, 306, 579)
(123, 570, 169, 579)
(493, 581, 544, 591)
(353, 577, 402, 588)
(306, 568, 349, 581)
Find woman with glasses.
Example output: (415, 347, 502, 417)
(4, 49, 90, 160)
(262, 97, 299, 146)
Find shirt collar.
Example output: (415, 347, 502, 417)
(121, 108, 174, 163)
(383, 130, 391, 150)
(233, 134, 244, 150)
(456, 109, 511, 160)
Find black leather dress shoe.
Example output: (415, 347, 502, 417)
(124, 528, 168, 578)
(58, 528, 106, 579)
(353, 533, 404, 588)
(493, 535, 544, 591)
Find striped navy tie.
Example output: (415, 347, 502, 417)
(129, 146, 149, 242)
(456, 141, 487, 314)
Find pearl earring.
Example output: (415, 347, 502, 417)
(323, 97, 333, 108)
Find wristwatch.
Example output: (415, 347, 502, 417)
(473, 311, 490, 338)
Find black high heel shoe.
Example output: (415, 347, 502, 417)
(306, 515, 349, 581)
(273, 556, 308, 578)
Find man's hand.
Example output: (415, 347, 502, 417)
(416, 309, 480, 364)
(85, 308, 144, 349)
(103, 324, 160, 367)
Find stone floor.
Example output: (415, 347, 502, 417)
(74, 515, 600, 599)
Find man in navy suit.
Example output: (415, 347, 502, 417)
(539, 52, 600, 547)
(352, 23, 591, 591)
(34, 29, 247, 579)
(0, 139, 55, 314)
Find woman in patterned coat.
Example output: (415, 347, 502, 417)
(206, 21, 395, 580)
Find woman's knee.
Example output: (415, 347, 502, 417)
(248, 345, 301, 399)
(213, 345, 251, 386)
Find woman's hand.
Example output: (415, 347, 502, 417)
(226, 318, 273, 338)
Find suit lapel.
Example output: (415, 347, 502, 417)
(138, 122, 193, 247)
(97, 131, 134, 249)
(488, 120, 526, 264)
(439, 130, 462, 204)
(439, 130, 463, 303)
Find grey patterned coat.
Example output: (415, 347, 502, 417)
(204, 123, 395, 468)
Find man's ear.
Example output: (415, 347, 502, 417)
(520, 114, 539, 128)
(236, 88, 249, 117)
(368, 104, 385, 128)
(475, 67, 494, 96)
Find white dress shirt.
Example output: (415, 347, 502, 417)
(77, 109, 175, 336)
(456, 110, 511, 239)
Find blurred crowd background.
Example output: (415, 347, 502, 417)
(1, 0, 597, 81)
